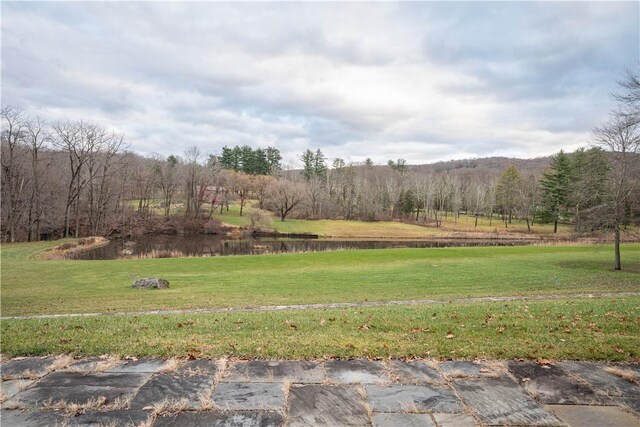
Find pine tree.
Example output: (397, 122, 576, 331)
(539, 150, 571, 233)
(300, 149, 315, 181)
(313, 149, 327, 180)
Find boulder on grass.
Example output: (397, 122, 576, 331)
(132, 278, 169, 289)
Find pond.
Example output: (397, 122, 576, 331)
(71, 234, 544, 260)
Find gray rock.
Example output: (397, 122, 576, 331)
(212, 382, 285, 410)
(1, 379, 35, 400)
(372, 412, 436, 427)
(619, 398, 640, 416)
(365, 384, 462, 413)
(130, 374, 213, 410)
(325, 359, 389, 384)
(453, 377, 563, 426)
(0, 409, 66, 427)
(1, 357, 55, 380)
(558, 361, 640, 398)
(508, 361, 609, 405)
(70, 410, 152, 426)
(154, 411, 284, 427)
(131, 278, 169, 289)
(545, 404, 640, 427)
(5, 371, 150, 408)
(390, 360, 443, 384)
(287, 384, 370, 427)
(106, 358, 167, 373)
(432, 413, 478, 427)
(223, 361, 324, 383)
(439, 360, 497, 378)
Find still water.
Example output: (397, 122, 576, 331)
(72, 234, 541, 260)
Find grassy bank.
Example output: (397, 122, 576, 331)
(214, 202, 573, 237)
(2, 296, 638, 360)
(1, 241, 638, 317)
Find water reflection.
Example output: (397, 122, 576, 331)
(72, 234, 542, 260)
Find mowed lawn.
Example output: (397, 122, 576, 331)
(2, 297, 638, 360)
(1, 240, 638, 317)
(213, 202, 573, 237)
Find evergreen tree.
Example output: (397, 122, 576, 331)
(240, 145, 255, 174)
(300, 149, 315, 181)
(265, 146, 282, 174)
(313, 149, 327, 179)
(539, 150, 571, 233)
(253, 148, 270, 175)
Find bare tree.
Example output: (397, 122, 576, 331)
(24, 116, 49, 241)
(591, 113, 640, 270)
(1, 106, 28, 242)
(154, 155, 180, 217)
(265, 179, 305, 221)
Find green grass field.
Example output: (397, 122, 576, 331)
(2, 297, 638, 360)
(213, 201, 572, 237)
(2, 240, 638, 359)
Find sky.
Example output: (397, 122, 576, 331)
(2, 1, 638, 167)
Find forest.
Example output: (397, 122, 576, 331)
(2, 73, 639, 271)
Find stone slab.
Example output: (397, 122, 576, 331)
(69, 410, 151, 426)
(212, 382, 284, 410)
(4, 372, 150, 408)
(287, 384, 370, 426)
(559, 361, 640, 398)
(154, 410, 284, 427)
(223, 360, 324, 383)
(1, 357, 55, 380)
(390, 360, 443, 384)
(1, 380, 34, 401)
(372, 412, 435, 427)
(0, 409, 66, 427)
(439, 360, 497, 378)
(620, 398, 640, 416)
(66, 357, 112, 373)
(508, 361, 609, 405)
(432, 412, 478, 427)
(454, 377, 563, 426)
(365, 384, 462, 413)
(130, 374, 213, 410)
(325, 360, 389, 384)
(105, 358, 167, 374)
(545, 404, 640, 427)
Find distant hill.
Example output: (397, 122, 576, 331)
(412, 156, 551, 176)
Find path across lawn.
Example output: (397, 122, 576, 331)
(3, 291, 640, 320)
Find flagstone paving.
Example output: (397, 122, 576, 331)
(1, 357, 639, 426)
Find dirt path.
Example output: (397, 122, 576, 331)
(3, 291, 639, 321)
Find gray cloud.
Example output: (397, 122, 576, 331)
(2, 1, 637, 166)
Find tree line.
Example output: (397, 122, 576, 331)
(2, 72, 639, 269)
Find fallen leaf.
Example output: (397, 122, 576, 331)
(445, 334, 455, 339)
(613, 345, 625, 354)
(479, 368, 491, 373)
(521, 377, 531, 382)
(536, 358, 552, 365)
(358, 324, 369, 330)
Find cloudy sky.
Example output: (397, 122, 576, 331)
(2, 2, 638, 166)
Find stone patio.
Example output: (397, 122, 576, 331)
(1, 357, 638, 426)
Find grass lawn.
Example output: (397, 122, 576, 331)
(2, 297, 638, 360)
(2, 240, 639, 359)
(1, 241, 638, 317)
(213, 201, 572, 238)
